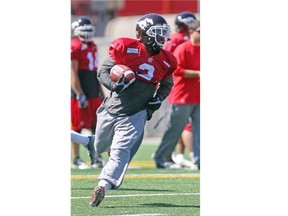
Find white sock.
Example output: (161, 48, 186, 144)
(189, 152, 195, 162)
(71, 131, 89, 146)
(176, 154, 184, 160)
(98, 180, 112, 192)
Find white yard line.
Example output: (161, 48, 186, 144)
(71, 192, 199, 199)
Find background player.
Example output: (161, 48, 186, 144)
(163, 11, 199, 168)
(153, 14, 200, 169)
(71, 16, 105, 169)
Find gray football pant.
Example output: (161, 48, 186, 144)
(154, 104, 200, 167)
(94, 105, 146, 189)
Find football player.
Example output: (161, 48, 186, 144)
(154, 12, 201, 170)
(71, 16, 105, 169)
(88, 13, 177, 207)
(160, 11, 200, 169)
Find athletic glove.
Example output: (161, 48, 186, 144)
(112, 73, 136, 94)
(147, 96, 162, 111)
(76, 93, 88, 108)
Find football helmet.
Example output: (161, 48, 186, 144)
(136, 13, 171, 52)
(71, 16, 95, 42)
(175, 11, 199, 32)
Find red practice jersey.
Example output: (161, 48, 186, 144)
(71, 37, 101, 99)
(168, 41, 200, 104)
(71, 38, 102, 130)
(109, 38, 177, 83)
(71, 37, 98, 71)
(163, 31, 190, 53)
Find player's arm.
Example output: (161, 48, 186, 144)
(71, 60, 88, 108)
(146, 75, 173, 121)
(183, 69, 200, 78)
(71, 60, 84, 95)
(155, 75, 173, 101)
(155, 52, 176, 101)
(97, 57, 117, 91)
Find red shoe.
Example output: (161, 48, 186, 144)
(90, 186, 105, 207)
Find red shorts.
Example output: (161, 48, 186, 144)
(184, 122, 192, 131)
(71, 97, 102, 131)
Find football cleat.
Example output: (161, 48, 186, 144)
(171, 153, 194, 167)
(85, 136, 96, 165)
(155, 161, 182, 169)
(72, 157, 90, 170)
(91, 154, 105, 168)
(90, 186, 105, 207)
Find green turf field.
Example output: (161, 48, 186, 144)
(71, 141, 200, 216)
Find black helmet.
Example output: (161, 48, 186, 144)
(136, 13, 171, 52)
(71, 16, 95, 42)
(175, 11, 199, 31)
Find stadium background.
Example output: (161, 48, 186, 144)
(71, 0, 200, 137)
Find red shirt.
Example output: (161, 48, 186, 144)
(71, 38, 98, 71)
(163, 31, 190, 53)
(168, 41, 200, 104)
(109, 38, 177, 83)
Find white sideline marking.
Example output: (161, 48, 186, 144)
(71, 192, 199, 199)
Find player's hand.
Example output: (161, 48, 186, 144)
(76, 93, 88, 108)
(112, 74, 135, 94)
(146, 109, 155, 121)
(147, 96, 162, 111)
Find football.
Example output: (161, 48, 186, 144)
(110, 64, 135, 84)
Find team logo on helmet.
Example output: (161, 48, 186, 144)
(177, 16, 196, 25)
(137, 18, 154, 30)
(71, 19, 82, 30)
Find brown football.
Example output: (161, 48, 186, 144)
(110, 64, 135, 84)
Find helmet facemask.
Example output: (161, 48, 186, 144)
(73, 25, 95, 42)
(145, 24, 171, 51)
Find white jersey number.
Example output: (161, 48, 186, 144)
(87, 52, 98, 71)
(137, 63, 155, 81)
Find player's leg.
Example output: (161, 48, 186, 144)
(130, 130, 144, 162)
(93, 105, 115, 154)
(71, 135, 90, 169)
(89, 97, 105, 168)
(153, 104, 191, 168)
(71, 130, 97, 166)
(182, 128, 194, 160)
(191, 104, 200, 169)
(71, 130, 91, 145)
(172, 124, 194, 167)
(90, 109, 146, 207)
(71, 98, 90, 169)
(98, 109, 146, 188)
